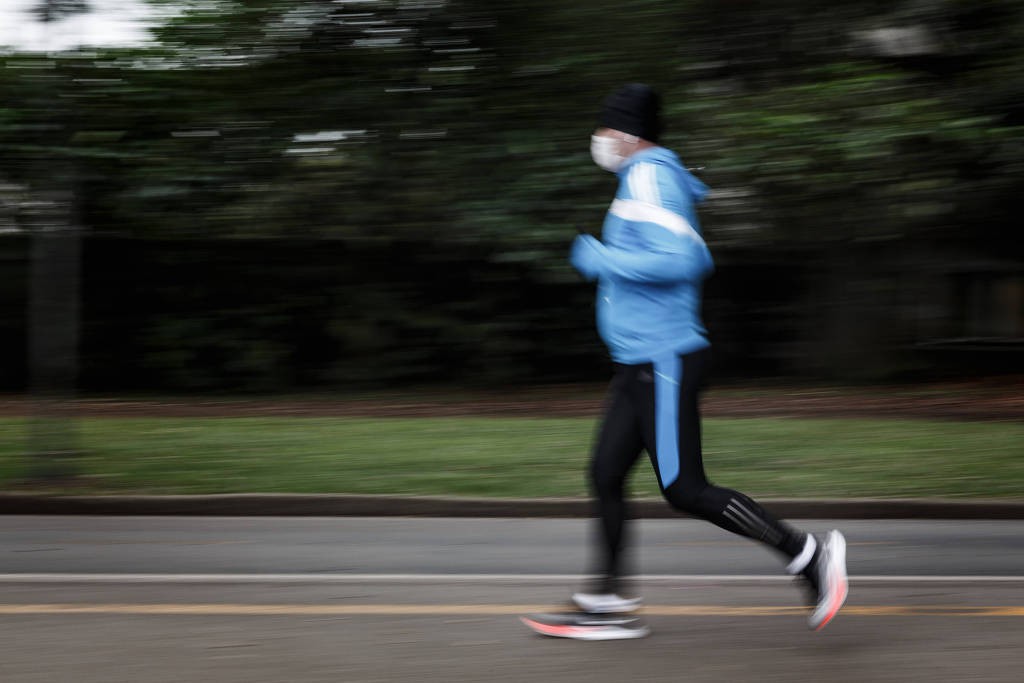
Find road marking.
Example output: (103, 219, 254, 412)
(1, 574, 1024, 584)
(0, 604, 1022, 617)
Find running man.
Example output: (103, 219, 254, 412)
(569, 83, 848, 631)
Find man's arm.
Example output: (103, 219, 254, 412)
(570, 231, 713, 283)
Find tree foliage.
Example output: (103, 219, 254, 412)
(2, 0, 1021, 251)
(1, 0, 1021, 389)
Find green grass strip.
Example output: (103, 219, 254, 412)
(1, 417, 1022, 499)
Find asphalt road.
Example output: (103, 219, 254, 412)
(1, 516, 1022, 575)
(1, 516, 1022, 682)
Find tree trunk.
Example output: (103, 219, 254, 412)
(26, 186, 82, 481)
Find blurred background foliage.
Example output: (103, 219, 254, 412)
(1, 0, 1021, 392)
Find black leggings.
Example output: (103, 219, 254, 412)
(588, 347, 806, 588)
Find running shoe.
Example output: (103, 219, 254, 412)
(521, 612, 650, 640)
(807, 529, 848, 631)
(571, 592, 643, 614)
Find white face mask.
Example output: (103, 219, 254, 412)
(590, 135, 625, 172)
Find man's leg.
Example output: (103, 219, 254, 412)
(574, 367, 645, 612)
(645, 348, 806, 557)
(639, 347, 848, 629)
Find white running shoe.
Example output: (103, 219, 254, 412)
(521, 612, 650, 640)
(808, 529, 848, 631)
(571, 592, 643, 614)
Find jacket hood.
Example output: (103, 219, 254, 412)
(620, 146, 709, 204)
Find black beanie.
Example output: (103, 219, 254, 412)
(598, 83, 662, 142)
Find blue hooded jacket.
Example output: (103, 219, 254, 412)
(570, 146, 713, 364)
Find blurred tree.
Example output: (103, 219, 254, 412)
(33, 0, 89, 23)
(0, 0, 1020, 389)
(20, 1, 94, 479)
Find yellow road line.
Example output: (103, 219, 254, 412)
(0, 604, 1022, 617)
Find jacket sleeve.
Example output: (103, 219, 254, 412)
(571, 229, 713, 284)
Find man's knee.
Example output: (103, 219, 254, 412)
(661, 481, 711, 516)
(590, 460, 625, 499)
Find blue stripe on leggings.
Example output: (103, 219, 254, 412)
(653, 354, 683, 488)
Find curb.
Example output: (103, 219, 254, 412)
(1, 494, 1023, 519)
